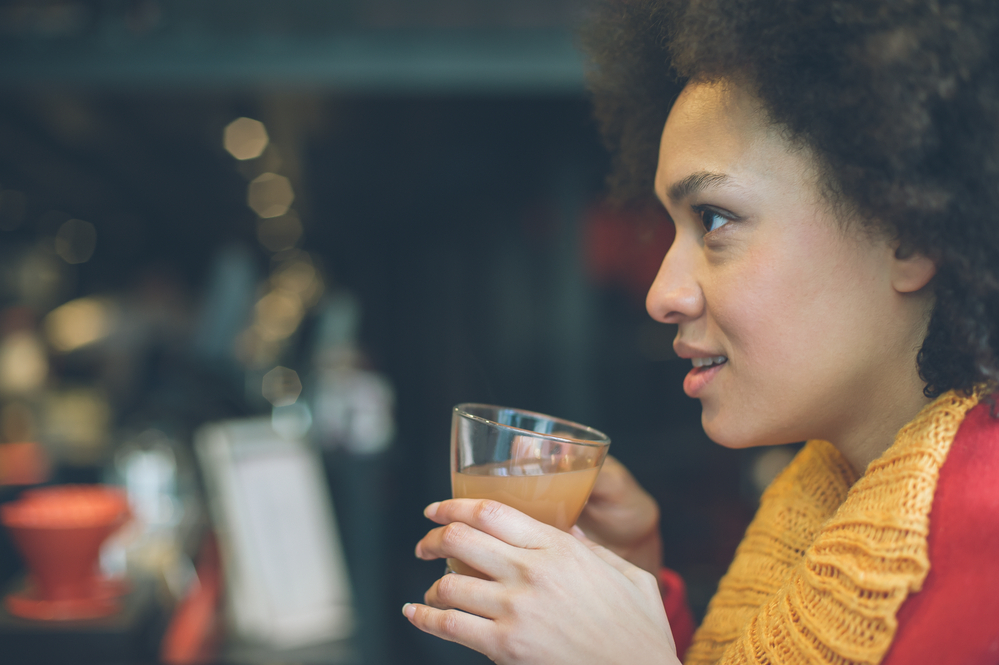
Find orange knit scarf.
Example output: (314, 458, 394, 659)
(684, 389, 982, 665)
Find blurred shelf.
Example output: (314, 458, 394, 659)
(0, 29, 586, 93)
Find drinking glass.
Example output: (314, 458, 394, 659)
(447, 404, 611, 578)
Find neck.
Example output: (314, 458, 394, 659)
(830, 375, 933, 476)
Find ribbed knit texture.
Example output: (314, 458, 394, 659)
(684, 389, 982, 665)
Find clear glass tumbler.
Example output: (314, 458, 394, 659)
(447, 403, 611, 578)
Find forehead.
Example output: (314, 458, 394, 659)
(654, 82, 813, 203)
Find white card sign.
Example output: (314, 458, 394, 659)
(195, 419, 354, 648)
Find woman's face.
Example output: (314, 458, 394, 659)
(648, 81, 930, 450)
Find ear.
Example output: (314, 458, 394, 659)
(890, 244, 936, 293)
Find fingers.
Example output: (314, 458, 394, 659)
(403, 603, 497, 656)
(416, 520, 519, 580)
(423, 498, 561, 550)
(424, 571, 506, 618)
(417, 498, 579, 584)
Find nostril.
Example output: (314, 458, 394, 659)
(649, 285, 703, 324)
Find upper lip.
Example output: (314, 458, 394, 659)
(673, 340, 726, 360)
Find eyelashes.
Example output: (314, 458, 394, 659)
(692, 205, 735, 233)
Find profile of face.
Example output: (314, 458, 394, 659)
(648, 81, 936, 451)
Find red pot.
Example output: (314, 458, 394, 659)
(1, 485, 129, 601)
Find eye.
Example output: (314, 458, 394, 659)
(694, 206, 733, 233)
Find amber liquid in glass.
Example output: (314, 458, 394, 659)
(447, 458, 600, 578)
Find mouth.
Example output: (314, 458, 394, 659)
(690, 355, 727, 369)
(683, 355, 727, 398)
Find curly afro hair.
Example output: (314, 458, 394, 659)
(581, 0, 999, 399)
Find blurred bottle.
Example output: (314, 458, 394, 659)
(309, 292, 394, 665)
(106, 427, 200, 603)
(310, 293, 394, 455)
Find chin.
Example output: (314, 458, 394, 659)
(701, 409, 741, 448)
(700, 406, 781, 450)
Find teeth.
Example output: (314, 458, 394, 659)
(692, 355, 727, 368)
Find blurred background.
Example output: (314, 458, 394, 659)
(0, 1, 791, 663)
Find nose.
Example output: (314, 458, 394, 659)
(645, 236, 704, 324)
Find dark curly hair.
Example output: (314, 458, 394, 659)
(580, 0, 999, 399)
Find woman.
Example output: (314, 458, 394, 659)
(404, 1, 999, 663)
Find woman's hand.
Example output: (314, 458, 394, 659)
(575, 455, 663, 577)
(405, 499, 679, 665)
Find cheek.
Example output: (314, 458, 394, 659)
(708, 243, 819, 363)
(713, 220, 876, 357)
(701, 258, 832, 447)
(701, 225, 890, 446)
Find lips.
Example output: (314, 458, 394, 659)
(683, 356, 727, 397)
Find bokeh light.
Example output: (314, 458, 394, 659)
(257, 210, 303, 252)
(237, 144, 283, 181)
(271, 252, 324, 308)
(54, 218, 97, 264)
(247, 173, 294, 218)
(0, 332, 48, 396)
(41, 388, 111, 465)
(261, 366, 302, 407)
(254, 290, 305, 342)
(44, 297, 113, 352)
(224, 117, 269, 161)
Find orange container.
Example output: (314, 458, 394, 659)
(1, 485, 129, 603)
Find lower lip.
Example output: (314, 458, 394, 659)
(683, 362, 725, 398)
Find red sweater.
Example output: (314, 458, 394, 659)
(660, 400, 999, 664)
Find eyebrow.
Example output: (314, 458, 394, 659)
(666, 171, 732, 202)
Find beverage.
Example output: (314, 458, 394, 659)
(447, 459, 601, 578)
(445, 404, 610, 579)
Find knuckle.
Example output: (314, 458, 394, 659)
(435, 573, 458, 603)
(517, 558, 553, 588)
(472, 499, 504, 525)
(441, 522, 469, 549)
(438, 610, 462, 639)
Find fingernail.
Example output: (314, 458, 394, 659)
(402, 603, 416, 619)
(414, 544, 423, 559)
(570, 525, 585, 538)
(424, 502, 440, 518)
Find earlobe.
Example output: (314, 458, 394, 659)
(891, 246, 936, 293)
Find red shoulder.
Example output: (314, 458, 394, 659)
(659, 567, 695, 661)
(882, 399, 999, 665)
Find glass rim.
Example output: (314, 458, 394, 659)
(453, 403, 611, 448)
